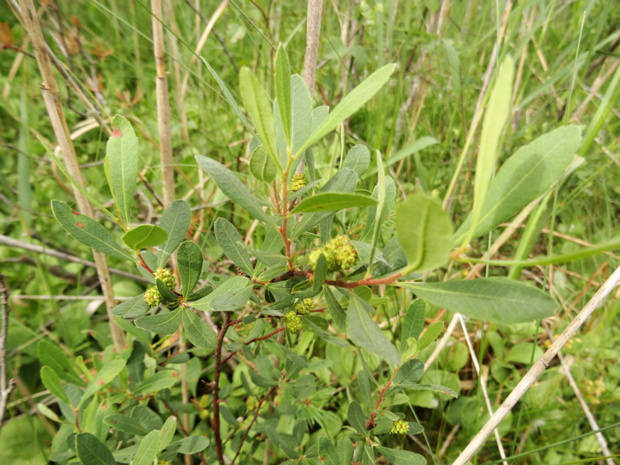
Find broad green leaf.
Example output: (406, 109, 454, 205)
(347, 401, 368, 436)
(505, 342, 544, 364)
(38, 340, 85, 386)
(395, 194, 453, 273)
(40, 366, 70, 405)
(417, 321, 444, 352)
(135, 309, 181, 335)
(104, 414, 151, 436)
(343, 145, 371, 176)
(239, 67, 281, 171)
(81, 360, 126, 405)
(106, 115, 138, 227)
(290, 74, 314, 154)
(37, 403, 60, 423)
(133, 371, 177, 395)
(296, 64, 397, 156)
(159, 417, 177, 451)
(347, 294, 400, 366)
(319, 438, 341, 465)
(191, 276, 253, 312)
(111, 295, 150, 318)
(264, 426, 299, 459)
(399, 278, 556, 324)
(76, 433, 116, 465)
(178, 241, 203, 298)
(275, 45, 292, 146)
(377, 446, 426, 465)
(400, 301, 425, 351)
(250, 145, 277, 182)
(312, 254, 328, 292)
(338, 437, 355, 464)
(214, 218, 254, 276)
(393, 359, 424, 386)
(132, 430, 160, 465)
(466, 55, 514, 246)
(182, 308, 217, 352)
(51, 200, 135, 261)
(302, 316, 348, 347)
(291, 193, 377, 214)
(156, 279, 179, 303)
(122, 225, 168, 251)
(324, 286, 346, 332)
(196, 156, 274, 225)
(157, 200, 191, 267)
(166, 436, 210, 454)
(453, 125, 582, 244)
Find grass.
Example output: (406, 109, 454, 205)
(0, 0, 619, 463)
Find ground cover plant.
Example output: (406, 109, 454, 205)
(0, 1, 619, 464)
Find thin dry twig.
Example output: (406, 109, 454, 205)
(0, 274, 15, 434)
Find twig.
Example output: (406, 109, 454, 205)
(213, 312, 232, 465)
(0, 274, 15, 434)
(452, 265, 620, 465)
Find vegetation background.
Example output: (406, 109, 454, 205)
(0, 0, 618, 464)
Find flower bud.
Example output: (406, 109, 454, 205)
(144, 286, 162, 307)
(154, 268, 176, 289)
(389, 419, 409, 435)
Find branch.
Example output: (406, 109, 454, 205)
(0, 274, 15, 434)
(213, 312, 232, 465)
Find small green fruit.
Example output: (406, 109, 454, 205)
(389, 419, 409, 435)
(154, 268, 176, 289)
(144, 286, 162, 307)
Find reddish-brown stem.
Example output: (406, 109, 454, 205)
(230, 385, 278, 465)
(366, 365, 401, 428)
(213, 312, 231, 465)
(325, 271, 403, 289)
(245, 327, 284, 345)
(137, 253, 155, 274)
(162, 399, 190, 436)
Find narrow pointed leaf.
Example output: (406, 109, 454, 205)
(38, 340, 85, 386)
(104, 414, 151, 436)
(135, 309, 182, 335)
(106, 115, 139, 226)
(178, 241, 203, 298)
(319, 438, 341, 465)
(112, 295, 150, 318)
(122, 225, 168, 251)
(399, 278, 557, 324)
(157, 200, 192, 267)
(291, 193, 377, 214)
(214, 218, 254, 276)
(347, 294, 400, 366)
(133, 371, 177, 395)
(417, 321, 444, 352)
(131, 430, 160, 465)
(191, 276, 253, 312)
(347, 401, 368, 436)
(275, 45, 292, 145)
(76, 433, 116, 465)
(182, 309, 217, 352)
(81, 360, 126, 405)
(51, 200, 136, 261)
(400, 301, 425, 351)
(41, 366, 70, 405)
(290, 74, 314, 154)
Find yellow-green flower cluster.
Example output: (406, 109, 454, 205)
(144, 286, 162, 307)
(290, 173, 306, 193)
(295, 298, 315, 315)
(389, 419, 409, 435)
(154, 268, 176, 289)
(308, 235, 357, 272)
(284, 311, 302, 334)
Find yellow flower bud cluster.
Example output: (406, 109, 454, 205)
(284, 311, 302, 334)
(308, 235, 357, 272)
(144, 286, 162, 307)
(295, 298, 315, 315)
(154, 268, 176, 289)
(290, 173, 307, 193)
(389, 419, 410, 435)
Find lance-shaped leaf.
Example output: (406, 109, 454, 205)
(319, 438, 341, 465)
(347, 401, 369, 437)
(132, 430, 160, 465)
(76, 433, 116, 465)
(112, 295, 150, 318)
(295, 64, 397, 156)
(290, 74, 313, 155)
(133, 371, 177, 395)
(51, 200, 136, 261)
(399, 278, 557, 324)
(81, 360, 126, 406)
(106, 115, 139, 227)
(135, 308, 182, 335)
(41, 366, 71, 405)
(38, 340, 85, 386)
(377, 446, 426, 465)
(347, 294, 400, 366)
(395, 194, 453, 273)
(214, 218, 254, 276)
(343, 145, 371, 176)
(122, 225, 168, 251)
(291, 193, 377, 214)
(191, 276, 253, 312)
(177, 241, 203, 298)
(182, 308, 217, 352)
(196, 156, 274, 225)
(157, 200, 191, 267)
(239, 67, 281, 171)
(275, 45, 292, 145)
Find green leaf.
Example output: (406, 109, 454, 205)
(302, 316, 348, 348)
(347, 401, 368, 436)
(159, 417, 177, 451)
(343, 145, 371, 176)
(196, 156, 274, 225)
(324, 286, 346, 332)
(453, 125, 583, 244)
(111, 295, 150, 318)
(51, 200, 135, 261)
(214, 218, 254, 276)
(38, 340, 85, 386)
(319, 438, 341, 465)
(338, 437, 355, 464)
(239, 67, 281, 171)
(122, 225, 168, 251)
(366, 137, 438, 177)
(132, 430, 160, 465)
(393, 359, 424, 386)
(81, 360, 126, 405)
(417, 321, 444, 353)
(395, 194, 453, 273)
(400, 300, 425, 351)
(191, 276, 253, 312)
(40, 366, 70, 405)
(166, 436, 210, 454)
(366, 151, 386, 275)
(296, 64, 397, 156)
(312, 254, 328, 292)
(177, 241, 203, 298)
(466, 55, 514, 246)
(399, 278, 557, 324)
(275, 45, 292, 146)
(157, 200, 192, 267)
(290, 74, 314, 155)
(250, 145, 277, 182)
(377, 446, 426, 465)
(347, 294, 400, 366)
(106, 115, 138, 227)
(135, 309, 182, 335)
(291, 193, 377, 214)
(182, 308, 217, 352)
(104, 414, 151, 436)
(76, 433, 116, 465)
(133, 371, 177, 395)
(156, 279, 179, 303)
